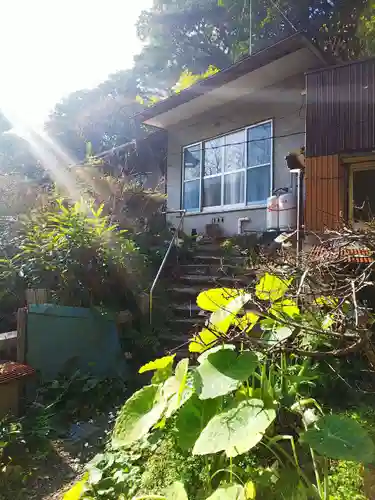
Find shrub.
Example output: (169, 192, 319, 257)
(0, 198, 143, 311)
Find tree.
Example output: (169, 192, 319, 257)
(0, 112, 11, 135)
(0, 111, 45, 181)
(133, 0, 251, 94)
(133, 0, 372, 98)
(357, 0, 375, 56)
(44, 0, 374, 169)
(45, 70, 147, 160)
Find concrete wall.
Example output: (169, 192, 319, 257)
(166, 74, 305, 236)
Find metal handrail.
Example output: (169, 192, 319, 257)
(149, 210, 186, 325)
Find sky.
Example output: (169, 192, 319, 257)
(0, 0, 152, 127)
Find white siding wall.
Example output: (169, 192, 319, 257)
(166, 75, 305, 236)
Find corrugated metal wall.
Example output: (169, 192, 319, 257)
(306, 59, 375, 157)
(305, 155, 346, 231)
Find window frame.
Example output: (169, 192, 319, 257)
(348, 162, 375, 225)
(181, 120, 273, 213)
(182, 141, 203, 212)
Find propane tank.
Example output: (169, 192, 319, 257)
(266, 195, 279, 230)
(279, 191, 297, 231)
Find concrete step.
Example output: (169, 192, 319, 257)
(158, 332, 192, 342)
(171, 317, 206, 325)
(167, 286, 207, 297)
(171, 303, 202, 313)
(170, 303, 209, 319)
(178, 274, 250, 286)
(192, 254, 250, 265)
(178, 263, 242, 276)
(194, 245, 243, 256)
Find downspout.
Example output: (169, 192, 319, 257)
(238, 217, 249, 235)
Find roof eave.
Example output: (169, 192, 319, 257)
(137, 32, 330, 125)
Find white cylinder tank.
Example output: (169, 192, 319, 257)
(279, 191, 297, 231)
(266, 195, 279, 230)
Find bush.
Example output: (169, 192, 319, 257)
(0, 198, 143, 312)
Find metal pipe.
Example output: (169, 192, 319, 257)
(149, 210, 186, 325)
(296, 169, 302, 264)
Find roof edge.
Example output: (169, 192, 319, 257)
(137, 31, 330, 124)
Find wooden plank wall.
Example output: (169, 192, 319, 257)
(304, 155, 346, 232)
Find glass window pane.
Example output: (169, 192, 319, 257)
(183, 180, 200, 211)
(203, 176, 222, 207)
(184, 145, 201, 180)
(225, 131, 245, 172)
(224, 172, 244, 205)
(247, 165, 270, 203)
(204, 137, 223, 176)
(248, 123, 271, 167)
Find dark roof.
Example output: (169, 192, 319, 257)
(138, 32, 328, 123)
(305, 54, 375, 76)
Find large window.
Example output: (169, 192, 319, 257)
(182, 121, 272, 212)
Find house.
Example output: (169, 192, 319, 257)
(138, 32, 328, 237)
(305, 57, 375, 235)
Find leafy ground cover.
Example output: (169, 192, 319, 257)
(0, 371, 128, 499)
(63, 261, 375, 499)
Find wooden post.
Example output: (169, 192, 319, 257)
(25, 288, 48, 305)
(17, 308, 27, 364)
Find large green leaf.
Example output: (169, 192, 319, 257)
(197, 344, 235, 363)
(235, 312, 259, 333)
(255, 273, 291, 302)
(139, 355, 176, 374)
(189, 328, 221, 353)
(264, 326, 293, 345)
(209, 293, 252, 334)
(270, 299, 300, 319)
(175, 394, 219, 451)
(197, 288, 243, 312)
(208, 349, 258, 381)
(112, 385, 165, 448)
(302, 414, 375, 463)
(165, 481, 189, 500)
(206, 484, 245, 500)
(195, 348, 258, 400)
(314, 296, 338, 308)
(63, 473, 88, 500)
(193, 399, 276, 457)
(164, 359, 192, 418)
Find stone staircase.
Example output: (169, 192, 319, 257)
(157, 240, 257, 355)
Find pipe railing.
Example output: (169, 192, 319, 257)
(149, 209, 186, 325)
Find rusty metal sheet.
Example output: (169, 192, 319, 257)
(304, 155, 346, 232)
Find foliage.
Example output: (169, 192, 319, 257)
(36, 369, 128, 423)
(0, 197, 142, 310)
(64, 474, 89, 500)
(2, 1, 374, 185)
(136, 66, 220, 107)
(45, 78, 146, 160)
(66, 268, 375, 499)
(173, 66, 219, 92)
(358, 1, 375, 55)
(0, 112, 46, 180)
(328, 461, 365, 500)
(67, 434, 206, 500)
(302, 414, 375, 463)
(38, 0, 373, 175)
(0, 369, 127, 499)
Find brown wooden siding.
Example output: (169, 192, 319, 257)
(306, 59, 375, 157)
(304, 155, 346, 232)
